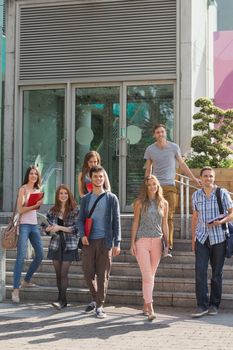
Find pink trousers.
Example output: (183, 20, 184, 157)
(136, 237, 162, 304)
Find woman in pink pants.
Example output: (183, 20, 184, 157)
(130, 175, 169, 320)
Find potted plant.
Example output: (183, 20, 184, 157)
(185, 97, 233, 169)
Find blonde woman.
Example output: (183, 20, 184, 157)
(78, 151, 111, 198)
(130, 175, 169, 320)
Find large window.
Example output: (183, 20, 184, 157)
(23, 89, 65, 204)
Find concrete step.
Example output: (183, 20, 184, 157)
(37, 236, 192, 251)
(3, 285, 177, 306)
(0, 213, 12, 225)
(6, 271, 233, 294)
(6, 258, 233, 280)
(0, 213, 191, 242)
(6, 248, 233, 266)
(5, 285, 233, 309)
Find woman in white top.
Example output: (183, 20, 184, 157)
(12, 165, 44, 303)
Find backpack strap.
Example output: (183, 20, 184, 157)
(215, 187, 227, 231)
(88, 192, 106, 218)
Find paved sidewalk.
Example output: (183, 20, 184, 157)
(0, 302, 232, 350)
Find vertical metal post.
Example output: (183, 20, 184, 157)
(180, 175, 184, 238)
(0, 0, 3, 206)
(0, 2, 5, 300)
(185, 177, 190, 239)
(0, 227, 6, 301)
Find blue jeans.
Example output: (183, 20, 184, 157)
(13, 224, 44, 289)
(195, 238, 225, 310)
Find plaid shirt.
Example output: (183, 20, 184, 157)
(44, 207, 79, 251)
(192, 186, 233, 245)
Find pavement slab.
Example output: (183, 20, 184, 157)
(0, 302, 232, 350)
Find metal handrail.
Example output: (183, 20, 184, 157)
(175, 174, 195, 239)
(175, 173, 233, 239)
(41, 162, 62, 187)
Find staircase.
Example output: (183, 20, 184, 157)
(2, 213, 233, 308)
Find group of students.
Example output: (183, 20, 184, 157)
(10, 124, 233, 320)
(11, 146, 167, 320)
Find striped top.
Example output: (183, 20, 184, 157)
(192, 187, 233, 245)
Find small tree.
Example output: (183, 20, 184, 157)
(185, 97, 233, 168)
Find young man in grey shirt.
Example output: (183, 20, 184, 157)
(144, 124, 200, 255)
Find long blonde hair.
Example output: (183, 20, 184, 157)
(80, 151, 101, 194)
(135, 175, 166, 215)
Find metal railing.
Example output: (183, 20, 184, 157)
(41, 162, 63, 190)
(175, 174, 198, 239)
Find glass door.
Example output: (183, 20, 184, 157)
(22, 89, 65, 205)
(73, 83, 174, 211)
(124, 84, 174, 210)
(74, 86, 120, 200)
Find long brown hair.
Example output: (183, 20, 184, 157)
(22, 165, 41, 189)
(135, 175, 166, 215)
(51, 185, 77, 219)
(80, 151, 101, 194)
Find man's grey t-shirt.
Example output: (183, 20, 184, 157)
(144, 142, 181, 185)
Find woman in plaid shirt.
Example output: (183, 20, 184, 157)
(45, 185, 79, 310)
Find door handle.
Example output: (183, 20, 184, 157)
(61, 138, 66, 158)
(126, 138, 130, 157)
(115, 137, 120, 156)
(116, 137, 129, 157)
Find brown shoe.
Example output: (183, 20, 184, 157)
(142, 309, 149, 316)
(148, 312, 156, 321)
(21, 281, 38, 288)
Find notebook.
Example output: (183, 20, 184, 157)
(26, 192, 44, 207)
(208, 214, 226, 224)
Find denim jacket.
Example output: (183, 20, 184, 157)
(77, 192, 121, 249)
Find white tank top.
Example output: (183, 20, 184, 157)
(20, 187, 38, 225)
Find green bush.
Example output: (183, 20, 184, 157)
(185, 98, 233, 168)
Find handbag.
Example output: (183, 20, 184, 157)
(84, 217, 93, 238)
(78, 192, 106, 249)
(216, 187, 233, 258)
(84, 192, 106, 237)
(2, 197, 20, 249)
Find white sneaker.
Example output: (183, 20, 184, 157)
(96, 307, 107, 319)
(11, 292, 20, 304)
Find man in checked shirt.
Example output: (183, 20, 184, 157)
(191, 167, 233, 318)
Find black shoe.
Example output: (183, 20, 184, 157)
(51, 301, 67, 310)
(60, 302, 67, 309)
(167, 248, 173, 258)
(51, 302, 62, 310)
(208, 305, 218, 316)
(85, 301, 96, 313)
(191, 307, 208, 318)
